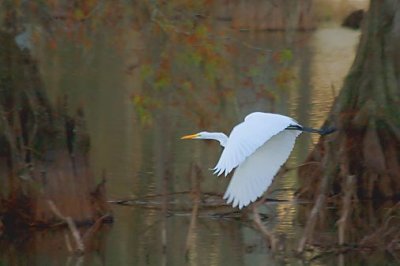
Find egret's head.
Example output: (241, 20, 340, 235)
(181, 131, 209, 140)
(181, 131, 227, 147)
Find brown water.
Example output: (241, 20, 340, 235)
(5, 1, 398, 265)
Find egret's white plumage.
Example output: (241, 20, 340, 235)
(181, 112, 302, 209)
(223, 130, 300, 208)
(213, 112, 299, 176)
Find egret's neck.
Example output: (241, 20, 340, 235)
(203, 132, 228, 147)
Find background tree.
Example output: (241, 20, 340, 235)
(298, 0, 400, 200)
(297, 0, 400, 250)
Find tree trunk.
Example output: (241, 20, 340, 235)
(297, 0, 400, 201)
(0, 29, 110, 230)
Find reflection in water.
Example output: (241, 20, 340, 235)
(5, 1, 398, 265)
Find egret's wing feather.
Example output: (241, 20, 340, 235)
(223, 130, 301, 209)
(213, 112, 298, 176)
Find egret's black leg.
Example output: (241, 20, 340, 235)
(286, 124, 336, 136)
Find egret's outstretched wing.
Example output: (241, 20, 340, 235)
(213, 112, 299, 176)
(223, 130, 301, 208)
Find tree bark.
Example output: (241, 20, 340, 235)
(297, 0, 400, 201)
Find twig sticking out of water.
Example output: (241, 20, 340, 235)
(47, 200, 85, 254)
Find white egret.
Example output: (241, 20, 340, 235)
(181, 112, 334, 209)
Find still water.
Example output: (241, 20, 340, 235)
(6, 1, 398, 265)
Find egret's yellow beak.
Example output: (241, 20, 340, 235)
(181, 133, 199, 139)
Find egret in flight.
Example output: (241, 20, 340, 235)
(181, 112, 334, 209)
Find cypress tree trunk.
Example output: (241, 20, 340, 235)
(297, 0, 400, 201)
(0, 29, 110, 230)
